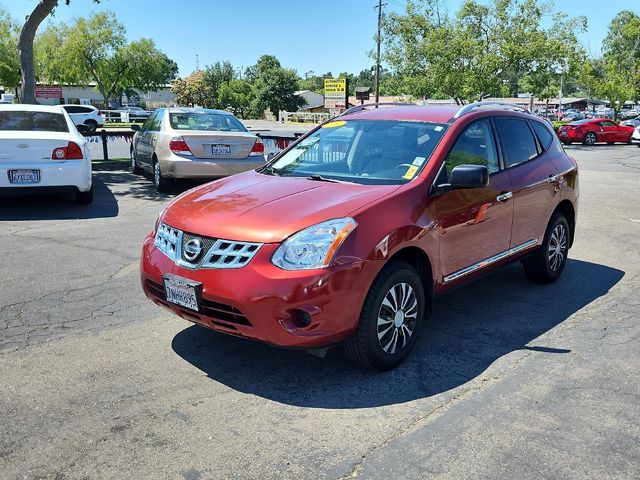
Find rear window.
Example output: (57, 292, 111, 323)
(169, 113, 246, 132)
(0, 111, 68, 132)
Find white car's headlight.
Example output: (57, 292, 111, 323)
(272, 218, 357, 270)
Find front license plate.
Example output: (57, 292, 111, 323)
(163, 275, 201, 311)
(210, 144, 231, 156)
(8, 169, 40, 184)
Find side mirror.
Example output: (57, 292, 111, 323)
(436, 164, 489, 193)
(130, 124, 141, 132)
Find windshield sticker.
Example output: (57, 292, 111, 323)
(417, 133, 431, 145)
(403, 165, 419, 180)
(322, 120, 346, 128)
(412, 156, 425, 166)
(434, 126, 444, 132)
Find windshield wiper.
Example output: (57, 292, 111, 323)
(306, 174, 340, 183)
(258, 165, 281, 176)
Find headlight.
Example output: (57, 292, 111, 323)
(272, 218, 357, 270)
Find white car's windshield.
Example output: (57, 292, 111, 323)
(262, 119, 448, 185)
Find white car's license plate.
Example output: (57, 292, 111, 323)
(210, 144, 231, 156)
(163, 275, 201, 311)
(8, 169, 40, 184)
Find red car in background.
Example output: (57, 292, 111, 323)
(141, 102, 579, 370)
(557, 118, 634, 145)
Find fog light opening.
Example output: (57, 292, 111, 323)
(292, 309, 312, 328)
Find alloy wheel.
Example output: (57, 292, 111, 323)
(585, 132, 596, 145)
(154, 162, 160, 187)
(376, 282, 418, 354)
(548, 224, 567, 272)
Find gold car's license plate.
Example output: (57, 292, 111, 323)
(163, 274, 201, 311)
(210, 144, 231, 156)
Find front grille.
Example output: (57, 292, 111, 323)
(154, 222, 262, 270)
(145, 280, 253, 328)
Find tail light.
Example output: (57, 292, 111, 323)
(51, 142, 83, 160)
(169, 136, 193, 155)
(250, 138, 264, 155)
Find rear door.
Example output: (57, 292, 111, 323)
(494, 116, 559, 249)
(434, 118, 514, 282)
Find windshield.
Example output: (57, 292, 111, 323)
(0, 111, 68, 132)
(169, 112, 247, 132)
(263, 119, 448, 185)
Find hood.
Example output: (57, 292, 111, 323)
(161, 170, 397, 243)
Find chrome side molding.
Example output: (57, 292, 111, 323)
(443, 239, 538, 284)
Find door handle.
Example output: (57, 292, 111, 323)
(496, 191, 512, 202)
(547, 174, 563, 184)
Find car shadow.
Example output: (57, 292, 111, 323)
(0, 175, 118, 220)
(94, 161, 207, 202)
(171, 259, 624, 409)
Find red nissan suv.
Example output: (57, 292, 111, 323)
(141, 102, 579, 370)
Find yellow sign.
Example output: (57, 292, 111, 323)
(322, 120, 347, 128)
(324, 78, 346, 94)
(403, 165, 419, 180)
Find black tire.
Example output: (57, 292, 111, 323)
(85, 119, 98, 132)
(627, 135, 633, 145)
(76, 185, 94, 204)
(344, 260, 426, 370)
(583, 132, 596, 145)
(153, 159, 172, 193)
(523, 213, 570, 283)
(130, 148, 143, 175)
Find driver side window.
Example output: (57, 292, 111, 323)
(444, 120, 499, 178)
(141, 112, 156, 131)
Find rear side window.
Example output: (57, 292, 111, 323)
(495, 117, 538, 168)
(150, 111, 162, 131)
(444, 119, 499, 177)
(0, 111, 68, 132)
(530, 121, 554, 150)
(169, 113, 246, 132)
(600, 121, 617, 127)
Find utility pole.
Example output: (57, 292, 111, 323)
(375, 0, 384, 105)
(195, 54, 200, 72)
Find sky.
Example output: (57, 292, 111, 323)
(1, 0, 637, 77)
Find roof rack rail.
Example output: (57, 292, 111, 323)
(453, 101, 530, 119)
(340, 102, 418, 117)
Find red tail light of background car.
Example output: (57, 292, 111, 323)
(51, 142, 83, 160)
(251, 138, 265, 155)
(169, 136, 193, 155)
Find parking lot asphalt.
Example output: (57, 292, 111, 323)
(1, 144, 639, 479)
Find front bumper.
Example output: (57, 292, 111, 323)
(159, 155, 266, 179)
(141, 234, 373, 348)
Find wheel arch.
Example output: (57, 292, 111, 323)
(552, 199, 576, 248)
(385, 246, 434, 316)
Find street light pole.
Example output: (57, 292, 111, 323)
(375, 0, 383, 105)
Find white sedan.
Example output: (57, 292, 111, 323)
(0, 104, 93, 203)
(632, 125, 640, 145)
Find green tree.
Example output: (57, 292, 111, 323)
(0, 7, 20, 91)
(382, 0, 586, 103)
(18, 0, 101, 104)
(249, 55, 304, 118)
(36, 12, 177, 107)
(171, 70, 216, 108)
(217, 79, 255, 118)
(203, 61, 235, 106)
